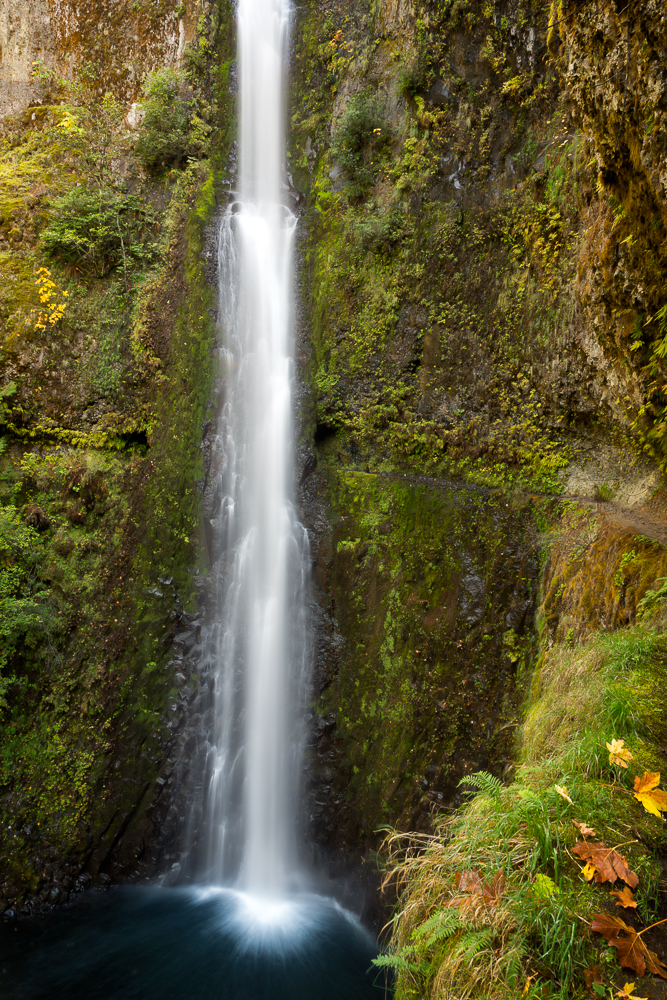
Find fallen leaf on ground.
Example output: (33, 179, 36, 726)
(534, 873, 558, 899)
(614, 982, 647, 999)
(591, 913, 667, 979)
(607, 738, 634, 768)
(573, 819, 596, 837)
(612, 886, 638, 909)
(572, 841, 639, 887)
(633, 772, 667, 817)
(455, 870, 482, 893)
(555, 784, 573, 804)
(449, 870, 506, 911)
(522, 975, 536, 996)
(584, 964, 603, 989)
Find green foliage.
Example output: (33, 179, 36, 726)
(397, 19, 433, 97)
(135, 68, 211, 174)
(351, 208, 407, 252)
(46, 85, 129, 193)
(380, 604, 667, 999)
(41, 187, 156, 278)
(650, 303, 667, 359)
(637, 576, 667, 618)
(0, 381, 17, 432)
(459, 770, 503, 799)
(331, 91, 391, 198)
(0, 504, 55, 709)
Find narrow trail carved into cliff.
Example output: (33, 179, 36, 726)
(332, 468, 667, 547)
(587, 500, 667, 548)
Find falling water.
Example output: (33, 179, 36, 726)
(204, 0, 309, 894)
(0, 1, 387, 992)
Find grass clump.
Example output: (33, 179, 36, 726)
(377, 623, 667, 999)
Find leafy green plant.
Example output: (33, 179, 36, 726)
(0, 505, 55, 710)
(41, 187, 156, 278)
(459, 770, 503, 798)
(135, 68, 210, 174)
(331, 91, 391, 198)
(0, 381, 17, 435)
(397, 19, 432, 97)
(637, 577, 667, 618)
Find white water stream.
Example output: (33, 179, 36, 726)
(204, 0, 309, 896)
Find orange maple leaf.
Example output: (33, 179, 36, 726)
(591, 913, 667, 979)
(612, 886, 638, 909)
(572, 841, 639, 887)
(572, 819, 596, 838)
(447, 870, 506, 912)
(633, 772, 667, 817)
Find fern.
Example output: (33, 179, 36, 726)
(413, 910, 461, 948)
(458, 770, 503, 798)
(637, 576, 667, 618)
(503, 941, 527, 987)
(371, 950, 419, 973)
(447, 928, 494, 963)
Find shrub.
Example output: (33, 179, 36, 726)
(134, 68, 209, 174)
(41, 187, 155, 278)
(331, 91, 391, 199)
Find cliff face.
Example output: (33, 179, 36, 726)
(289, 0, 667, 871)
(0, 0, 234, 916)
(0, 0, 195, 117)
(1, 0, 667, 932)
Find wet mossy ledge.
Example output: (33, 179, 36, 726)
(0, 0, 235, 915)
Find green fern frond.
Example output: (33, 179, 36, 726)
(503, 941, 527, 986)
(458, 770, 503, 798)
(371, 951, 418, 973)
(448, 928, 494, 962)
(413, 909, 461, 947)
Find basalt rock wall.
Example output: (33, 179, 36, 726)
(288, 0, 667, 880)
(0, 0, 198, 117)
(0, 0, 235, 917)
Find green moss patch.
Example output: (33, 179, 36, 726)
(315, 466, 539, 835)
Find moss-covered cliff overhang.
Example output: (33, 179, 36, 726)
(304, 467, 539, 844)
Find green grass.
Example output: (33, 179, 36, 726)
(378, 621, 667, 999)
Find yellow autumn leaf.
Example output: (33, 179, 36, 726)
(555, 784, 573, 804)
(606, 738, 634, 768)
(633, 772, 667, 817)
(615, 984, 648, 1000)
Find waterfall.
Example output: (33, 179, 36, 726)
(204, 0, 308, 895)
